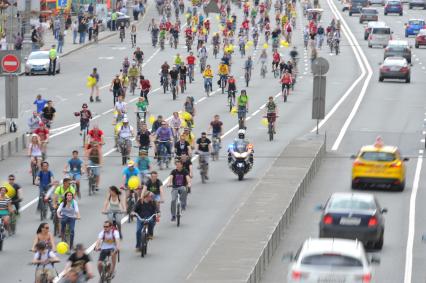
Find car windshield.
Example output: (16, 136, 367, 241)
(301, 254, 363, 267)
(372, 28, 390, 34)
(29, 53, 48, 60)
(363, 9, 378, 14)
(361, 151, 396, 161)
(329, 197, 376, 210)
(388, 1, 401, 4)
(388, 45, 407, 51)
(409, 20, 424, 25)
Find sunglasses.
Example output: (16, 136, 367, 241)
(8, 178, 14, 181)
(104, 226, 111, 229)
(43, 226, 49, 229)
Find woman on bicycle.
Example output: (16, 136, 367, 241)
(28, 134, 43, 172)
(0, 186, 14, 234)
(280, 69, 293, 97)
(102, 186, 126, 238)
(110, 75, 123, 107)
(170, 112, 182, 142)
(57, 192, 80, 251)
(265, 96, 278, 133)
(184, 97, 195, 128)
(31, 222, 56, 252)
(237, 90, 249, 129)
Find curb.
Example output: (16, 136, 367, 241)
(0, 133, 27, 161)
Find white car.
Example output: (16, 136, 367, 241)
(287, 238, 378, 282)
(25, 51, 61, 75)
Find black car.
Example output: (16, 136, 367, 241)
(349, 0, 369, 15)
(318, 192, 387, 250)
(106, 12, 130, 29)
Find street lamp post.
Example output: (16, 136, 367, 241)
(21, 0, 32, 59)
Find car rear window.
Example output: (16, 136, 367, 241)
(361, 151, 396, 161)
(384, 59, 406, 66)
(388, 1, 401, 4)
(329, 198, 376, 210)
(409, 20, 424, 25)
(372, 28, 391, 34)
(363, 9, 378, 14)
(301, 254, 363, 267)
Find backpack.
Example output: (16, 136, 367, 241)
(102, 228, 118, 242)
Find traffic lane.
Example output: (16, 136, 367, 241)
(261, 152, 419, 283)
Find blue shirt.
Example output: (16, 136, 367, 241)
(38, 170, 53, 187)
(68, 158, 83, 174)
(122, 167, 140, 185)
(155, 127, 173, 141)
(34, 99, 47, 113)
(136, 157, 151, 171)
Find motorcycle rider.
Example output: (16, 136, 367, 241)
(228, 129, 254, 166)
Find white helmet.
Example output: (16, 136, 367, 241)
(123, 118, 129, 123)
(238, 129, 245, 139)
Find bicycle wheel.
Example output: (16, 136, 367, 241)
(163, 81, 167, 94)
(245, 73, 250, 87)
(9, 213, 16, 235)
(141, 229, 147, 257)
(176, 202, 181, 227)
(32, 164, 38, 185)
(201, 167, 206, 184)
(40, 201, 46, 221)
(53, 213, 60, 237)
(229, 96, 233, 112)
(268, 123, 274, 141)
(172, 87, 176, 100)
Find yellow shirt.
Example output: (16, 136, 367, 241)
(218, 64, 229, 75)
(184, 132, 195, 146)
(203, 69, 213, 78)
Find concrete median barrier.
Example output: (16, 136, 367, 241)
(186, 134, 326, 283)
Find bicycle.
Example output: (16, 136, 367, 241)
(103, 211, 125, 240)
(81, 122, 89, 148)
(260, 62, 267, 78)
(129, 77, 138, 96)
(87, 165, 99, 196)
(98, 250, 116, 283)
(273, 64, 279, 78)
(186, 38, 192, 52)
(197, 152, 209, 184)
(210, 134, 221, 161)
(264, 115, 278, 141)
(220, 75, 227, 94)
(213, 44, 219, 58)
(179, 75, 186, 94)
(136, 111, 147, 130)
(170, 81, 177, 100)
(199, 57, 206, 73)
(52, 206, 60, 237)
(161, 74, 169, 94)
(188, 65, 194, 83)
(282, 84, 290, 102)
(31, 157, 40, 185)
(119, 30, 125, 43)
(30, 261, 59, 283)
(244, 68, 251, 87)
(39, 191, 50, 221)
(169, 186, 185, 227)
(132, 213, 156, 257)
(228, 89, 236, 112)
(126, 188, 138, 223)
(204, 78, 212, 97)
(157, 141, 171, 170)
(0, 216, 6, 251)
(118, 138, 131, 166)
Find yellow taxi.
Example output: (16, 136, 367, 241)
(351, 137, 409, 191)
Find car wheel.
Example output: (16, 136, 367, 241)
(25, 72, 29, 76)
(384, 12, 388, 15)
(379, 76, 384, 82)
(368, 44, 372, 48)
(375, 230, 384, 250)
(349, 12, 353, 16)
(406, 76, 410, 83)
(415, 43, 419, 48)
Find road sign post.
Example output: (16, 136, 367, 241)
(0, 51, 21, 74)
(5, 75, 19, 119)
(311, 57, 329, 134)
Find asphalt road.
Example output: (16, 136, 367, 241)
(261, 0, 426, 282)
(0, 1, 364, 283)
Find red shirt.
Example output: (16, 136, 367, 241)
(281, 74, 293, 84)
(88, 129, 104, 143)
(242, 20, 249, 30)
(273, 52, 280, 62)
(34, 128, 49, 141)
(165, 21, 172, 31)
(185, 28, 192, 36)
(204, 20, 210, 29)
(140, 79, 151, 90)
(187, 55, 196, 65)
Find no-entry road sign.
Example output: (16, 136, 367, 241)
(1, 53, 20, 73)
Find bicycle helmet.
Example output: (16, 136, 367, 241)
(238, 129, 245, 139)
(122, 118, 129, 123)
(82, 103, 88, 108)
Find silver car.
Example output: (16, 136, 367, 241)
(287, 238, 377, 283)
(379, 56, 411, 83)
(25, 51, 61, 75)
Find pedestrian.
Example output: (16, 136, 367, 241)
(54, 17, 60, 39)
(140, 75, 151, 104)
(31, 27, 40, 50)
(57, 32, 64, 54)
(93, 19, 99, 42)
(48, 45, 57, 75)
(89, 68, 101, 102)
(14, 32, 23, 50)
(78, 18, 87, 44)
(130, 24, 137, 47)
(88, 18, 93, 41)
(0, 35, 7, 50)
(72, 20, 78, 44)
(34, 94, 48, 114)
(88, 3, 94, 15)
(111, 10, 118, 31)
(133, 2, 139, 20)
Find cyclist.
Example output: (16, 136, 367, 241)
(139, 75, 151, 103)
(151, 115, 163, 133)
(170, 112, 181, 142)
(208, 114, 223, 142)
(114, 95, 127, 124)
(31, 223, 56, 252)
(133, 47, 144, 66)
(110, 75, 123, 106)
(184, 96, 195, 128)
(95, 221, 120, 278)
(34, 94, 47, 114)
(41, 100, 55, 128)
(280, 69, 293, 96)
(7, 174, 22, 214)
(53, 178, 76, 206)
(28, 134, 43, 174)
(244, 56, 253, 80)
(142, 171, 165, 210)
(64, 150, 84, 199)
(76, 103, 92, 136)
(174, 53, 183, 67)
(179, 62, 188, 90)
(32, 242, 60, 283)
(186, 52, 196, 80)
(175, 134, 192, 158)
(182, 127, 195, 149)
(154, 121, 173, 161)
(272, 49, 280, 74)
(135, 150, 152, 184)
(63, 244, 94, 283)
(122, 57, 130, 76)
(169, 65, 180, 94)
(0, 185, 13, 232)
(57, 192, 80, 250)
(35, 161, 54, 211)
(28, 111, 41, 134)
(196, 132, 212, 179)
(202, 64, 214, 94)
(119, 72, 130, 98)
(122, 160, 140, 196)
(180, 153, 193, 181)
(85, 141, 102, 189)
(128, 63, 140, 93)
(290, 46, 298, 65)
(87, 124, 105, 148)
(218, 60, 229, 88)
(102, 186, 126, 237)
(237, 90, 249, 129)
(227, 75, 237, 102)
(117, 118, 134, 163)
(34, 122, 49, 159)
(137, 122, 151, 152)
(133, 191, 159, 248)
(265, 96, 278, 133)
(167, 160, 191, 221)
(136, 96, 148, 123)
(259, 49, 268, 68)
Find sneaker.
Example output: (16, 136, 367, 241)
(205, 175, 209, 180)
(90, 96, 94, 102)
(171, 216, 176, 221)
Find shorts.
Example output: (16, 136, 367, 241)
(238, 106, 247, 119)
(88, 161, 100, 176)
(266, 112, 277, 123)
(281, 83, 291, 91)
(99, 248, 114, 261)
(0, 210, 9, 216)
(69, 172, 81, 181)
(36, 269, 55, 281)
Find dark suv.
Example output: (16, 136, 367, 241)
(384, 40, 412, 63)
(349, 0, 369, 15)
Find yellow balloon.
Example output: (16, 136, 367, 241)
(245, 44, 249, 50)
(149, 115, 155, 124)
(263, 43, 269, 49)
(231, 107, 238, 116)
(114, 122, 123, 135)
(182, 111, 192, 121)
(261, 118, 269, 127)
(128, 176, 140, 190)
(247, 40, 253, 46)
(181, 120, 187, 128)
(192, 27, 197, 32)
(215, 15, 220, 21)
(56, 242, 69, 255)
(3, 183, 15, 198)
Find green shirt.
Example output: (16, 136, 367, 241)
(266, 101, 276, 113)
(136, 101, 148, 111)
(49, 48, 57, 60)
(54, 185, 76, 203)
(111, 12, 118, 20)
(238, 95, 248, 107)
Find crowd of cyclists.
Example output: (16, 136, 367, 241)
(0, 0, 347, 281)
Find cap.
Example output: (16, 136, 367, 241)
(123, 118, 129, 123)
(127, 160, 135, 166)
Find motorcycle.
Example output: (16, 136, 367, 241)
(227, 142, 253, 181)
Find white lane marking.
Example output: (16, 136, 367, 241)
(327, 0, 373, 151)
(99, 84, 110, 90)
(18, 198, 38, 212)
(77, 93, 85, 96)
(404, 153, 424, 283)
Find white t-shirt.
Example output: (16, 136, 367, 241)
(115, 101, 126, 113)
(33, 250, 56, 269)
(98, 230, 120, 250)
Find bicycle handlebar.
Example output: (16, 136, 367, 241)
(131, 213, 156, 222)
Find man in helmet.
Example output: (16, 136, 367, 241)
(118, 118, 135, 165)
(228, 129, 254, 165)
